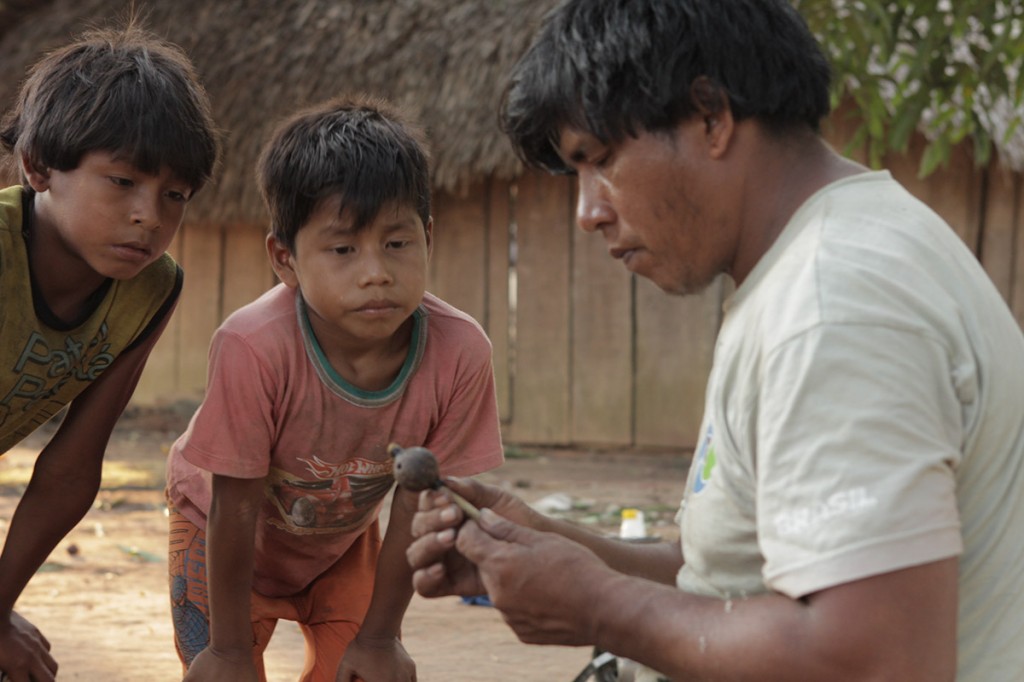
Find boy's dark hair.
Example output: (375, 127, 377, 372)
(257, 95, 432, 252)
(501, 0, 832, 173)
(0, 21, 219, 192)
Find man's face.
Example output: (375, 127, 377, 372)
(555, 121, 738, 296)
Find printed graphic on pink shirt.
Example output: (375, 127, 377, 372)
(266, 456, 394, 535)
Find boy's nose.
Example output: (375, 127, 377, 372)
(358, 250, 394, 286)
(131, 192, 162, 230)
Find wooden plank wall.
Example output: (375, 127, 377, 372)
(134, 138, 1024, 453)
(134, 222, 276, 403)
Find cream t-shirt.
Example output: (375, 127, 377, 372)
(677, 171, 1024, 680)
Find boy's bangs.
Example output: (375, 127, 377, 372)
(95, 76, 214, 190)
(328, 153, 428, 233)
(113, 114, 213, 190)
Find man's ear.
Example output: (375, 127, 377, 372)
(266, 233, 299, 288)
(690, 76, 735, 160)
(20, 153, 50, 192)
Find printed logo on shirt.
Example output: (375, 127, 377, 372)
(692, 423, 716, 493)
(0, 326, 114, 422)
(266, 456, 393, 535)
(772, 487, 879, 537)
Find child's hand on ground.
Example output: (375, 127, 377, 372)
(182, 646, 259, 682)
(0, 611, 57, 682)
(335, 635, 415, 682)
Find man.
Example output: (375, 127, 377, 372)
(406, 1, 1024, 680)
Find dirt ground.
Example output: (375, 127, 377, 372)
(0, 407, 690, 681)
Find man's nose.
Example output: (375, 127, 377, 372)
(575, 177, 613, 234)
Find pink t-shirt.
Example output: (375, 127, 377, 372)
(166, 285, 503, 596)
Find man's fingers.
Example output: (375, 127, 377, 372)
(475, 508, 523, 541)
(406, 526, 456, 569)
(411, 562, 451, 597)
(456, 509, 528, 562)
(410, 496, 461, 538)
(416, 487, 449, 512)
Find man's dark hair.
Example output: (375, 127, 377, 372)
(257, 95, 432, 252)
(501, 0, 832, 172)
(0, 21, 219, 192)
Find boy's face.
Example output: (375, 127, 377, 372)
(270, 195, 432, 353)
(25, 149, 193, 281)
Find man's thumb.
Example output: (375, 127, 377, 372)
(477, 507, 520, 540)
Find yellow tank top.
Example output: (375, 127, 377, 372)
(0, 185, 182, 452)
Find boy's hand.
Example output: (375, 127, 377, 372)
(0, 611, 57, 682)
(182, 646, 258, 682)
(335, 635, 415, 681)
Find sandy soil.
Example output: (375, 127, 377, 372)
(0, 409, 690, 681)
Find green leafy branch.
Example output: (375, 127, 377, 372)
(795, 0, 1024, 176)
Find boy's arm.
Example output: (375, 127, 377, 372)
(0, 300, 173, 681)
(183, 474, 263, 681)
(335, 487, 418, 682)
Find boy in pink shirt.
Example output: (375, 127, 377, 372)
(165, 95, 503, 681)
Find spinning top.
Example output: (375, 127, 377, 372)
(390, 444, 442, 492)
(388, 443, 481, 520)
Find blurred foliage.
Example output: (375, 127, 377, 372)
(795, 0, 1024, 176)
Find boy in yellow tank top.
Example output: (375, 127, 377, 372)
(0, 21, 218, 681)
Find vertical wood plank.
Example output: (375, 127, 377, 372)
(177, 221, 224, 399)
(507, 171, 572, 444)
(222, 223, 275, 317)
(634, 276, 722, 449)
(134, 229, 183, 403)
(486, 180, 512, 423)
(429, 186, 487, 324)
(570, 203, 633, 446)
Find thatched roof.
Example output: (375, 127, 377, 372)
(2, 1, 1021, 226)
(0, 0, 559, 224)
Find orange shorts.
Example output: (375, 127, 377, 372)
(168, 504, 382, 682)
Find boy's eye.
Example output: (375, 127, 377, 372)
(109, 176, 133, 187)
(387, 239, 410, 249)
(591, 149, 613, 168)
(165, 190, 189, 204)
(333, 245, 354, 255)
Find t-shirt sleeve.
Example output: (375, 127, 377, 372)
(178, 328, 279, 479)
(757, 323, 963, 598)
(423, 326, 503, 478)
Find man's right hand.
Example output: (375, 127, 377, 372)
(182, 646, 258, 682)
(0, 611, 57, 682)
(407, 477, 537, 599)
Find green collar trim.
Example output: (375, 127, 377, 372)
(296, 292, 427, 407)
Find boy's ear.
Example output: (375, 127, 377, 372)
(266, 234, 299, 288)
(20, 153, 50, 191)
(424, 216, 434, 257)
